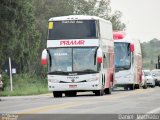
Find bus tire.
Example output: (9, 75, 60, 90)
(94, 89, 104, 96)
(129, 84, 134, 90)
(65, 91, 77, 97)
(124, 86, 129, 91)
(104, 87, 112, 94)
(53, 91, 62, 98)
(143, 82, 148, 89)
(134, 84, 140, 89)
(151, 85, 155, 88)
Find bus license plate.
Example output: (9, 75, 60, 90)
(69, 85, 77, 88)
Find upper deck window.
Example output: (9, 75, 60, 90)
(48, 20, 98, 40)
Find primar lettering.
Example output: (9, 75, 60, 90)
(60, 40, 85, 46)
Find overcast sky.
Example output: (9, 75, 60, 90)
(110, 0, 160, 43)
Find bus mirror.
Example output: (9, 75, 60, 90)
(97, 48, 102, 64)
(130, 44, 134, 52)
(41, 49, 47, 65)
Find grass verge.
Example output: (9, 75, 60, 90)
(0, 74, 48, 96)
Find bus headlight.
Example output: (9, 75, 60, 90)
(48, 79, 60, 83)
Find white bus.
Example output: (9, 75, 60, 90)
(42, 15, 114, 97)
(113, 31, 142, 90)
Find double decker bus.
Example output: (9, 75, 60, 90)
(41, 15, 114, 97)
(113, 31, 142, 90)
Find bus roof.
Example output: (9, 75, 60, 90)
(113, 33, 132, 43)
(49, 15, 111, 24)
(114, 31, 142, 55)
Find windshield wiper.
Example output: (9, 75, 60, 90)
(79, 69, 97, 73)
(48, 71, 68, 74)
(115, 66, 130, 70)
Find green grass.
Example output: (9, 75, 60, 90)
(0, 74, 48, 96)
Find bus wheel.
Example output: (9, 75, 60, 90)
(129, 84, 134, 90)
(65, 91, 77, 97)
(53, 91, 62, 98)
(124, 86, 129, 91)
(104, 87, 112, 94)
(151, 85, 155, 88)
(94, 89, 104, 96)
(134, 84, 140, 89)
(143, 82, 148, 89)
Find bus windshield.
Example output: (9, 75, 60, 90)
(48, 47, 98, 74)
(114, 42, 131, 70)
(48, 20, 97, 40)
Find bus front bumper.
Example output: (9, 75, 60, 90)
(48, 81, 102, 91)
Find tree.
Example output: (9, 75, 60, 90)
(141, 39, 160, 69)
(33, 0, 126, 47)
(109, 10, 126, 30)
(70, 0, 125, 30)
(0, 0, 126, 74)
(0, 0, 41, 74)
(141, 43, 146, 58)
(0, 0, 18, 65)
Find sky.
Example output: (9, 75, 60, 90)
(110, 0, 160, 43)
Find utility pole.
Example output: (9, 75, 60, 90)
(9, 57, 13, 91)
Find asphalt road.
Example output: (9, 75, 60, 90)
(0, 87, 160, 120)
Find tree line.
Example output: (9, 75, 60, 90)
(0, 0, 125, 75)
(141, 38, 160, 69)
